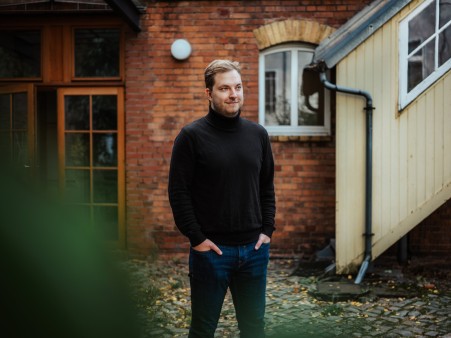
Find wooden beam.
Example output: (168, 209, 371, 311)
(104, 0, 142, 32)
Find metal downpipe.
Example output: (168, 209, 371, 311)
(317, 70, 374, 284)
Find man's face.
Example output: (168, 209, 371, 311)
(205, 70, 244, 118)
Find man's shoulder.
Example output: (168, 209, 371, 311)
(180, 117, 206, 135)
(241, 118, 269, 136)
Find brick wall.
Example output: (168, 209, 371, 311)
(409, 199, 451, 255)
(126, 0, 445, 259)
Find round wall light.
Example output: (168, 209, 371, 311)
(171, 39, 192, 60)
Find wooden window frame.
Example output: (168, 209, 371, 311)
(57, 87, 126, 247)
(71, 26, 125, 82)
(0, 28, 43, 82)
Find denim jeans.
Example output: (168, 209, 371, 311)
(188, 241, 270, 338)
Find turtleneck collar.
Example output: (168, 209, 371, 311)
(205, 106, 241, 131)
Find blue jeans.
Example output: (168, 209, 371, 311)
(188, 241, 270, 338)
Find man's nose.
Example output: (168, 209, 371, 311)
(229, 89, 237, 97)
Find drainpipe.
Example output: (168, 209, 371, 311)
(313, 62, 375, 284)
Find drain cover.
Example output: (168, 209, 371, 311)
(310, 281, 370, 302)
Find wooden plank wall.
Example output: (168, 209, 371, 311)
(335, 1, 451, 273)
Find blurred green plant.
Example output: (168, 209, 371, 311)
(121, 259, 172, 337)
(0, 166, 140, 338)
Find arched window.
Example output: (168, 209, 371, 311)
(258, 44, 330, 135)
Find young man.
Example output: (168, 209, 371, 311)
(168, 60, 276, 338)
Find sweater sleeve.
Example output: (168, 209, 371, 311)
(168, 129, 206, 247)
(260, 131, 276, 237)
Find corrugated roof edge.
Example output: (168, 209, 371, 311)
(312, 0, 412, 69)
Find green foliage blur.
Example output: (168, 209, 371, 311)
(0, 165, 140, 338)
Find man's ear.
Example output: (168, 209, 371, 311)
(205, 88, 212, 101)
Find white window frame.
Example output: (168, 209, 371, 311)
(399, 0, 451, 110)
(258, 44, 331, 136)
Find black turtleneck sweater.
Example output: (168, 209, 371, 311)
(168, 108, 276, 247)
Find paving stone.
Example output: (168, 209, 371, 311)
(125, 257, 451, 338)
(365, 317, 378, 322)
(409, 310, 422, 317)
(393, 329, 416, 336)
(413, 301, 428, 306)
(397, 310, 410, 317)
(410, 327, 427, 334)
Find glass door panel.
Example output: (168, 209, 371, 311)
(0, 84, 35, 173)
(58, 88, 124, 246)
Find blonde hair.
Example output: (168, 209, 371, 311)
(204, 60, 241, 90)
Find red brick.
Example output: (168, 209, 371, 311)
(124, 0, 449, 258)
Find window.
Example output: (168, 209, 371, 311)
(259, 44, 330, 136)
(73, 28, 120, 79)
(0, 30, 41, 79)
(399, 0, 451, 109)
(59, 88, 124, 242)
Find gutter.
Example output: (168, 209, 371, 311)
(305, 62, 375, 284)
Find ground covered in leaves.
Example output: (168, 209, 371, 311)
(122, 256, 451, 338)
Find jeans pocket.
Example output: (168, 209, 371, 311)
(254, 242, 270, 265)
(191, 247, 212, 255)
(189, 247, 215, 282)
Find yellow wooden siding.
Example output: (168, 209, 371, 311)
(335, 1, 451, 273)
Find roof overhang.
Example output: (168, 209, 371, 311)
(0, 0, 146, 32)
(312, 0, 412, 69)
(104, 0, 144, 32)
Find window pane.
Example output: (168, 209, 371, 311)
(0, 93, 11, 160)
(0, 94, 10, 130)
(408, 39, 435, 92)
(93, 169, 117, 203)
(74, 29, 120, 78)
(0, 132, 9, 148)
(298, 51, 324, 126)
(12, 93, 27, 129)
(93, 206, 118, 241)
(265, 71, 276, 118)
(73, 205, 92, 227)
(65, 95, 89, 130)
(0, 30, 41, 78)
(439, 0, 451, 28)
(93, 133, 117, 167)
(65, 169, 90, 203)
(92, 95, 117, 130)
(408, 39, 422, 55)
(12, 131, 27, 164)
(265, 51, 291, 126)
(0, 132, 10, 160)
(408, 1, 435, 54)
(65, 133, 90, 167)
(439, 24, 451, 67)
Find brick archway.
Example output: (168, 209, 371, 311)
(253, 19, 336, 50)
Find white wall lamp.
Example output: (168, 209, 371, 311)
(171, 39, 192, 60)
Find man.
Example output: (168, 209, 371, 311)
(168, 60, 276, 338)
